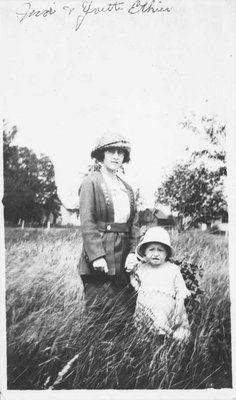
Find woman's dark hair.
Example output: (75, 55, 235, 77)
(140, 242, 172, 260)
(92, 147, 130, 163)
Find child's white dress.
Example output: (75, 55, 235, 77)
(134, 261, 191, 339)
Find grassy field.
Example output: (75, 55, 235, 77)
(5, 227, 231, 390)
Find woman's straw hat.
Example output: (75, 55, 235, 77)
(91, 132, 131, 159)
(135, 226, 175, 261)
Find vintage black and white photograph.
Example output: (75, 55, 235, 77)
(1, 0, 236, 399)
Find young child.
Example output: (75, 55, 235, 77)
(131, 227, 191, 342)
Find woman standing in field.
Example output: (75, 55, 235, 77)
(78, 132, 139, 334)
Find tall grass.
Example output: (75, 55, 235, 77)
(5, 228, 231, 389)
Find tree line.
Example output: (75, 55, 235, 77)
(3, 120, 61, 225)
(155, 115, 227, 230)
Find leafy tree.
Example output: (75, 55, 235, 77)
(155, 115, 227, 230)
(3, 121, 61, 224)
(36, 155, 61, 223)
(181, 114, 226, 175)
(156, 162, 227, 230)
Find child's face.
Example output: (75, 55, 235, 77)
(144, 242, 168, 266)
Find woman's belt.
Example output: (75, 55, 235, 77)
(97, 221, 129, 233)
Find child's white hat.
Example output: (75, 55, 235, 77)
(135, 226, 175, 261)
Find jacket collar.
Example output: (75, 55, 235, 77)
(95, 170, 135, 221)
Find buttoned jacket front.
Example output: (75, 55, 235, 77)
(78, 171, 139, 275)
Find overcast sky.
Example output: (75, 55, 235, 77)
(2, 0, 236, 209)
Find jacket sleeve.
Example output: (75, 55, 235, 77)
(79, 176, 106, 263)
(128, 194, 140, 254)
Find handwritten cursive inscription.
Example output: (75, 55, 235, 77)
(75, 1, 124, 31)
(62, 6, 75, 15)
(15, 0, 173, 32)
(128, 0, 172, 14)
(16, 2, 56, 23)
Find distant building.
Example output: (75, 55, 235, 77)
(209, 215, 228, 235)
(57, 204, 80, 226)
(138, 208, 176, 229)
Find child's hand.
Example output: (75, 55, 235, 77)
(125, 253, 138, 272)
(130, 272, 141, 291)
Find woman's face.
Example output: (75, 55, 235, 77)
(102, 147, 125, 172)
(144, 242, 167, 267)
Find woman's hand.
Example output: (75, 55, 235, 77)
(92, 257, 108, 273)
(125, 253, 138, 272)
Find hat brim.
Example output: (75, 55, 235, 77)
(135, 239, 175, 262)
(91, 144, 130, 159)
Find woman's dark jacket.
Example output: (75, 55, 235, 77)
(78, 171, 139, 276)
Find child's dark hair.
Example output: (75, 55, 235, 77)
(91, 147, 130, 163)
(141, 242, 172, 260)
